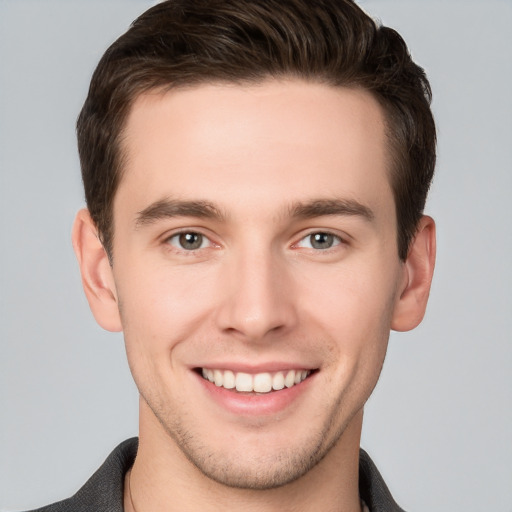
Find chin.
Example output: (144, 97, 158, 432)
(183, 444, 325, 490)
(156, 406, 350, 491)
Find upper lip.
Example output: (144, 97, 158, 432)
(193, 362, 317, 373)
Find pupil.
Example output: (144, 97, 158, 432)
(179, 232, 202, 250)
(311, 233, 333, 249)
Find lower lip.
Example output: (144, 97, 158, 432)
(195, 371, 315, 416)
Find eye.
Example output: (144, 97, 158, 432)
(296, 232, 342, 250)
(167, 231, 211, 251)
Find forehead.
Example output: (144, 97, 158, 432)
(116, 80, 392, 222)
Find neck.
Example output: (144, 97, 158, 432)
(125, 400, 364, 512)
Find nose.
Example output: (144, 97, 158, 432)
(215, 247, 298, 342)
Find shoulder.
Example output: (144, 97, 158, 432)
(359, 448, 406, 512)
(22, 438, 138, 512)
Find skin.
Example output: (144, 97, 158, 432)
(73, 80, 436, 512)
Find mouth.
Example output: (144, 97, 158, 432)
(198, 368, 314, 393)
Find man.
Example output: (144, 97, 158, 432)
(30, 0, 436, 510)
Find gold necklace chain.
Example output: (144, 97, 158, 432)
(127, 469, 138, 512)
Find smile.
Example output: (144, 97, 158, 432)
(201, 368, 312, 393)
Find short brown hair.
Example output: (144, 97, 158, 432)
(77, 0, 435, 260)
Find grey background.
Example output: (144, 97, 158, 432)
(1, 1, 510, 510)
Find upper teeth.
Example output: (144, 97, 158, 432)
(201, 368, 310, 393)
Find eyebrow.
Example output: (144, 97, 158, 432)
(135, 196, 374, 229)
(290, 198, 375, 222)
(135, 198, 225, 228)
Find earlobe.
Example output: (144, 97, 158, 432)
(71, 209, 122, 332)
(391, 215, 436, 332)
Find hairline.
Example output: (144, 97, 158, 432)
(103, 77, 410, 263)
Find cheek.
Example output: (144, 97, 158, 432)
(310, 274, 395, 414)
(302, 258, 400, 379)
(115, 262, 219, 359)
(304, 256, 400, 328)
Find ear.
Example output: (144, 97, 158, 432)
(71, 209, 122, 332)
(391, 215, 436, 332)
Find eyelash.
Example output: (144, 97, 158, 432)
(165, 231, 215, 252)
(293, 231, 345, 251)
(164, 230, 346, 254)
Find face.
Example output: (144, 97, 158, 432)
(109, 80, 408, 488)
